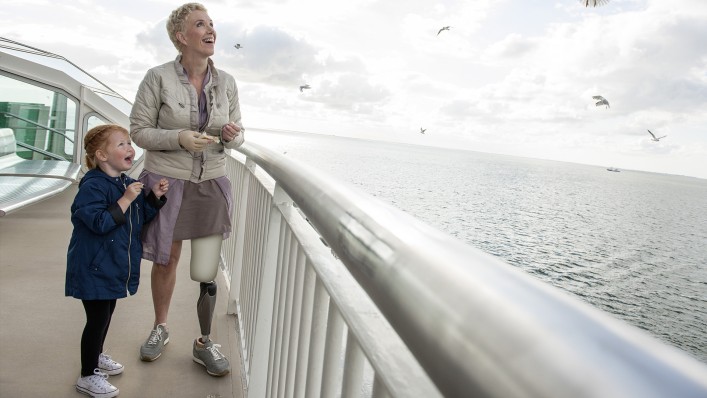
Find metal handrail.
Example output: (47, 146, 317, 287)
(0, 111, 75, 143)
(16, 141, 67, 161)
(237, 142, 707, 398)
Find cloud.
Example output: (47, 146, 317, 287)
(220, 25, 321, 84)
(135, 20, 175, 65)
(303, 72, 390, 111)
(470, 1, 707, 128)
(484, 33, 538, 60)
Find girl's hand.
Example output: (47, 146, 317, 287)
(152, 178, 169, 198)
(117, 181, 144, 212)
(124, 182, 144, 202)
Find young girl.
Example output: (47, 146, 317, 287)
(66, 124, 168, 398)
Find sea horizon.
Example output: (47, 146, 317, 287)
(247, 126, 707, 181)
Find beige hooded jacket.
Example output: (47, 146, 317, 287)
(130, 56, 244, 182)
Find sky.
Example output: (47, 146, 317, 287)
(1, 0, 706, 178)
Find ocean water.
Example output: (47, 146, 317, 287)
(247, 129, 707, 364)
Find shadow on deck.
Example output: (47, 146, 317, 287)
(0, 184, 244, 398)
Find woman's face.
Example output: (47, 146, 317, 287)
(179, 10, 216, 57)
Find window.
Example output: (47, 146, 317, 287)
(0, 73, 77, 161)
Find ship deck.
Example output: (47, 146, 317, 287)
(0, 185, 245, 398)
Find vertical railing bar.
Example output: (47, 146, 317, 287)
(224, 159, 235, 277)
(246, 184, 267, 358)
(276, 236, 299, 398)
(341, 335, 366, 398)
(266, 227, 290, 398)
(233, 160, 253, 370)
(228, 156, 253, 313)
(243, 181, 260, 364)
(251, 189, 272, 364)
(293, 262, 316, 398)
(320, 307, 345, 398)
(240, 182, 253, 361)
(227, 157, 250, 313)
(249, 185, 270, 369)
(284, 248, 307, 398)
(304, 278, 329, 398)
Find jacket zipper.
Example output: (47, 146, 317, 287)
(198, 83, 215, 181)
(123, 178, 132, 294)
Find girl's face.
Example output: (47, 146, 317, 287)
(179, 10, 215, 58)
(97, 131, 135, 177)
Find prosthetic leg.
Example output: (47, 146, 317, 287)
(197, 281, 217, 343)
(191, 234, 222, 343)
(191, 234, 230, 375)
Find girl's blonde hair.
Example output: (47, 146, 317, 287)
(166, 2, 208, 52)
(83, 124, 128, 169)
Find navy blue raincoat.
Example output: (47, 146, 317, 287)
(66, 169, 166, 300)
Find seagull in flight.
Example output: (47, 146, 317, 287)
(580, 0, 610, 7)
(420, 128, 426, 134)
(593, 95, 610, 108)
(299, 84, 311, 92)
(437, 26, 451, 35)
(233, 43, 242, 49)
(647, 129, 667, 141)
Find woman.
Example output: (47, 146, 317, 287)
(129, 2, 244, 377)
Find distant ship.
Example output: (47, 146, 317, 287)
(607, 167, 621, 172)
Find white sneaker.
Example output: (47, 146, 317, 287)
(76, 368, 119, 398)
(98, 353, 124, 375)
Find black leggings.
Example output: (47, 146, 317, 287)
(80, 300, 116, 377)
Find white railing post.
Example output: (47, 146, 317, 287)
(303, 278, 329, 398)
(320, 307, 345, 398)
(227, 157, 255, 314)
(293, 262, 316, 398)
(247, 183, 291, 398)
(341, 336, 365, 398)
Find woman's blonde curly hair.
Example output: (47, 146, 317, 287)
(166, 2, 208, 52)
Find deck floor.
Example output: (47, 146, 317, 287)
(0, 185, 244, 398)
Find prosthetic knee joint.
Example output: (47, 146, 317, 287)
(197, 281, 217, 342)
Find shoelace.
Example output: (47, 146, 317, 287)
(86, 369, 109, 385)
(93, 369, 108, 378)
(147, 328, 163, 345)
(207, 344, 225, 360)
(99, 354, 118, 368)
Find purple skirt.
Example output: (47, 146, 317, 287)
(139, 170, 233, 265)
